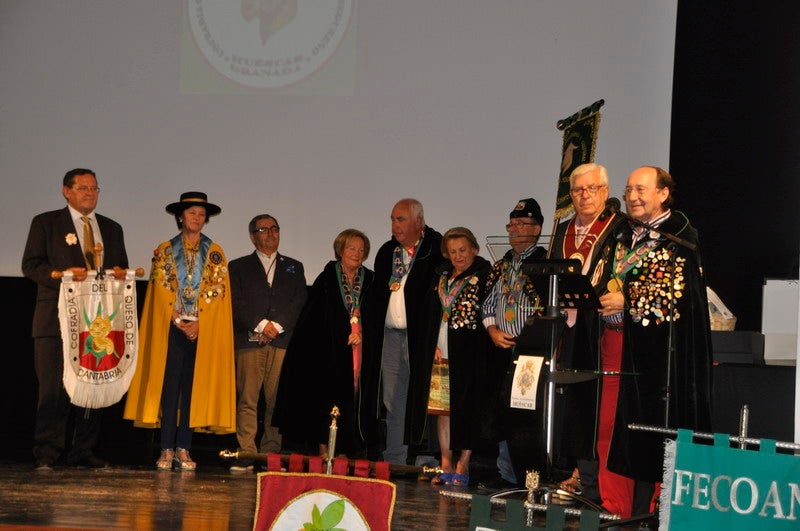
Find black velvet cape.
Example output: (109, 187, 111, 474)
(361, 225, 445, 447)
(606, 211, 713, 482)
(273, 260, 375, 455)
(406, 256, 492, 450)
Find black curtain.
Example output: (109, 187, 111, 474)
(670, 1, 800, 331)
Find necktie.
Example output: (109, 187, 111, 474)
(82, 216, 96, 269)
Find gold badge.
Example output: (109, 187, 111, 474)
(607, 277, 622, 293)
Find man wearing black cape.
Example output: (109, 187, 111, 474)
(599, 166, 713, 515)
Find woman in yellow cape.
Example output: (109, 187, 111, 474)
(124, 192, 235, 470)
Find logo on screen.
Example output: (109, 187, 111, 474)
(187, 0, 353, 89)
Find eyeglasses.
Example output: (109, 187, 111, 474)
(570, 184, 605, 196)
(252, 226, 280, 234)
(624, 185, 660, 196)
(73, 186, 100, 193)
(505, 221, 538, 230)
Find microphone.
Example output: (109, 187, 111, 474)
(94, 242, 105, 279)
(598, 197, 621, 221)
(607, 200, 698, 252)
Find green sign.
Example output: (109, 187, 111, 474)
(662, 429, 800, 529)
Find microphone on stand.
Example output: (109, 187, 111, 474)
(94, 242, 105, 279)
(605, 198, 698, 252)
(598, 197, 621, 221)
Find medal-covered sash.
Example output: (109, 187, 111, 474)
(608, 239, 659, 293)
(437, 274, 470, 323)
(387, 239, 420, 291)
(501, 259, 527, 324)
(612, 240, 687, 326)
(336, 262, 363, 319)
(171, 233, 210, 317)
(337, 262, 364, 388)
(486, 253, 541, 325)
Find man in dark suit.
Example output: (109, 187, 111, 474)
(22, 168, 128, 470)
(228, 214, 307, 471)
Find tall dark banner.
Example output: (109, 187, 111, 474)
(553, 99, 604, 221)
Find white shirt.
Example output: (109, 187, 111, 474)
(254, 249, 284, 334)
(384, 245, 414, 329)
(67, 205, 103, 256)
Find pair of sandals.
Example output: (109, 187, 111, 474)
(156, 447, 197, 471)
(431, 472, 469, 486)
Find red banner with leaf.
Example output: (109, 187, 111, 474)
(255, 472, 396, 531)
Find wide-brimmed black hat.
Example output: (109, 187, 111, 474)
(165, 191, 221, 217)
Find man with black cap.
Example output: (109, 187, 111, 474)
(478, 197, 546, 491)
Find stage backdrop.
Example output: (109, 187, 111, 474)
(1, 1, 677, 281)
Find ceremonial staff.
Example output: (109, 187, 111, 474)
(51, 266, 145, 280)
(326, 406, 340, 475)
(221, 405, 442, 477)
(218, 450, 441, 477)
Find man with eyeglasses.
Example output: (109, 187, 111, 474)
(22, 168, 128, 470)
(549, 163, 632, 516)
(600, 166, 712, 516)
(478, 197, 547, 491)
(228, 214, 307, 471)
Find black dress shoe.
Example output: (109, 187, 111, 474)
(70, 455, 110, 469)
(477, 475, 518, 492)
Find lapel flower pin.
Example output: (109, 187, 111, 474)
(65, 233, 78, 246)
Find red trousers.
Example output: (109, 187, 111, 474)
(597, 328, 635, 518)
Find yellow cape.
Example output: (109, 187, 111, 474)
(123, 239, 236, 434)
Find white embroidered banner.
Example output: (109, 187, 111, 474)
(58, 270, 138, 408)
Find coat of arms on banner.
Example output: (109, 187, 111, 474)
(58, 270, 138, 408)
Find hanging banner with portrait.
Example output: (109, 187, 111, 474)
(57, 270, 139, 408)
(553, 99, 605, 220)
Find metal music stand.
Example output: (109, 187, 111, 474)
(510, 259, 600, 504)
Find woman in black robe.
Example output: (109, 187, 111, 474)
(411, 227, 491, 486)
(273, 229, 374, 457)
